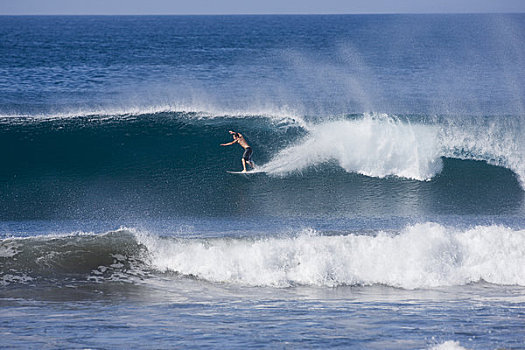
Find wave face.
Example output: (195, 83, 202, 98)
(0, 229, 147, 287)
(0, 111, 523, 219)
(2, 224, 525, 289)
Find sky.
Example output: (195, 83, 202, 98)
(1, 0, 525, 15)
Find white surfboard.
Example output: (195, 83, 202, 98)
(227, 170, 254, 174)
(227, 164, 259, 175)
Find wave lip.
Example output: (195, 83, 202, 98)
(259, 115, 443, 180)
(439, 115, 525, 189)
(0, 104, 306, 128)
(139, 223, 525, 289)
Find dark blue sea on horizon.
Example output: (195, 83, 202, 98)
(1, 15, 524, 349)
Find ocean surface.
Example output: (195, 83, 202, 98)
(1, 14, 525, 349)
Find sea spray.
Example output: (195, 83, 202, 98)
(260, 114, 443, 180)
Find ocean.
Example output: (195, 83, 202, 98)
(1, 14, 524, 349)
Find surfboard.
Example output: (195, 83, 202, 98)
(227, 164, 258, 175)
(227, 170, 254, 174)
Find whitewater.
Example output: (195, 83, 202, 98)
(141, 223, 525, 289)
(3, 223, 524, 289)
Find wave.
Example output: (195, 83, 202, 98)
(256, 113, 525, 188)
(0, 109, 523, 219)
(2, 224, 525, 289)
(0, 104, 307, 128)
(0, 229, 148, 286)
(141, 223, 525, 289)
(438, 114, 525, 187)
(1, 109, 522, 183)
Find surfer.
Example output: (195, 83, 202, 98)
(221, 130, 255, 173)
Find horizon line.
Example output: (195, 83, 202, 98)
(1, 11, 524, 16)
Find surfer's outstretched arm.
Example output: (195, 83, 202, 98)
(220, 139, 237, 146)
(221, 131, 240, 146)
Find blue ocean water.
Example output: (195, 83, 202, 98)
(1, 15, 525, 349)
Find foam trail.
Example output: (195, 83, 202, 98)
(137, 223, 525, 289)
(259, 115, 443, 180)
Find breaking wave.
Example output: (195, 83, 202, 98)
(140, 223, 525, 289)
(0, 109, 523, 220)
(259, 115, 443, 180)
(1, 110, 523, 185)
(4, 223, 524, 290)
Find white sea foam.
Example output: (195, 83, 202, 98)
(136, 223, 525, 289)
(0, 274, 34, 287)
(259, 114, 443, 180)
(254, 113, 525, 189)
(429, 341, 469, 350)
(0, 241, 20, 258)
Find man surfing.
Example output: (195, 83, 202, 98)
(220, 130, 255, 173)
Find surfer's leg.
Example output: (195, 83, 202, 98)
(243, 148, 254, 169)
(242, 158, 247, 172)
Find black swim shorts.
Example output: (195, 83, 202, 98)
(242, 147, 253, 161)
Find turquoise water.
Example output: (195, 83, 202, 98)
(1, 15, 525, 349)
